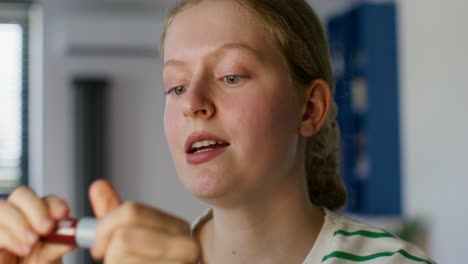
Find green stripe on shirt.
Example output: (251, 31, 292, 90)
(333, 229, 396, 238)
(322, 249, 433, 263)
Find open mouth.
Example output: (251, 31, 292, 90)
(184, 132, 231, 164)
(188, 140, 230, 154)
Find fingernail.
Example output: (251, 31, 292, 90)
(55, 203, 68, 217)
(25, 229, 37, 244)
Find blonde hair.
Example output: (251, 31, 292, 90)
(161, 0, 347, 210)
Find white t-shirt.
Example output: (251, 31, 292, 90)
(192, 208, 436, 264)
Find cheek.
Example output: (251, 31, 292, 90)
(164, 103, 182, 155)
(229, 88, 300, 157)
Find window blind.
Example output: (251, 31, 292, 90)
(0, 3, 29, 196)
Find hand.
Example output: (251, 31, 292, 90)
(0, 187, 74, 264)
(88, 180, 200, 264)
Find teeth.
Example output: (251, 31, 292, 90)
(191, 140, 219, 150)
(195, 148, 212, 153)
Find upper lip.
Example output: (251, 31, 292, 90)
(185, 131, 230, 153)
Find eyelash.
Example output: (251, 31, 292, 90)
(165, 75, 246, 96)
(165, 85, 187, 96)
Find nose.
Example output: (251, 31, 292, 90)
(183, 82, 216, 120)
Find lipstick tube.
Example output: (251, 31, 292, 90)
(42, 217, 97, 248)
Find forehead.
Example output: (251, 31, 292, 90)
(163, 0, 280, 63)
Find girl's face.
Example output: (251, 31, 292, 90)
(163, 0, 305, 205)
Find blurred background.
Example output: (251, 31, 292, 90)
(0, 0, 466, 263)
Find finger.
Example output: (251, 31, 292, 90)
(0, 228, 30, 256)
(21, 241, 74, 263)
(33, 242, 74, 263)
(104, 226, 199, 263)
(0, 250, 18, 264)
(89, 180, 121, 219)
(91, 202, 190, 259)
(104, 255, 186, 264)
(7, 186, 54, 235)
(42, 195, 70, 220)
(105, 256, 188, 264)
(0, 200, 38, 249)
(103, 249, 148, 264)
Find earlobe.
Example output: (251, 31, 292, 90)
(299, 79, 331, 137)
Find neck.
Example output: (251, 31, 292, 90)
(198, 172, 325, 264)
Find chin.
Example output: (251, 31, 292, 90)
(179, 171, 238, 204)
(183, 175, 225, 197)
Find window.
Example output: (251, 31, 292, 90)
(0, 3, 29, 196)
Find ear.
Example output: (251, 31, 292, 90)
(299, 79, 331, 137)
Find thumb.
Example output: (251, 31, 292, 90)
(89, 180, 121, 219)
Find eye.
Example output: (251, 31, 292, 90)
(224, 75, 241, 85)
(174, 86, 187, 95)
(166, 85, 187, 96)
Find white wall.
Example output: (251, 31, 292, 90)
(30, 2, 76, 212)
(398, 0, 468, 262)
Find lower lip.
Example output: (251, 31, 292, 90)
(186, 146, 228, 165)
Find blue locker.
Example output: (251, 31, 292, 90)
(328, 3, 401, 215)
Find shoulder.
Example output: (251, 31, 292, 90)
(315, 209, 436, 264)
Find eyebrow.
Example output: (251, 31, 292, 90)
(163, 43, 263, 68)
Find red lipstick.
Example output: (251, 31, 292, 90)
(42, 217, 97, 248)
